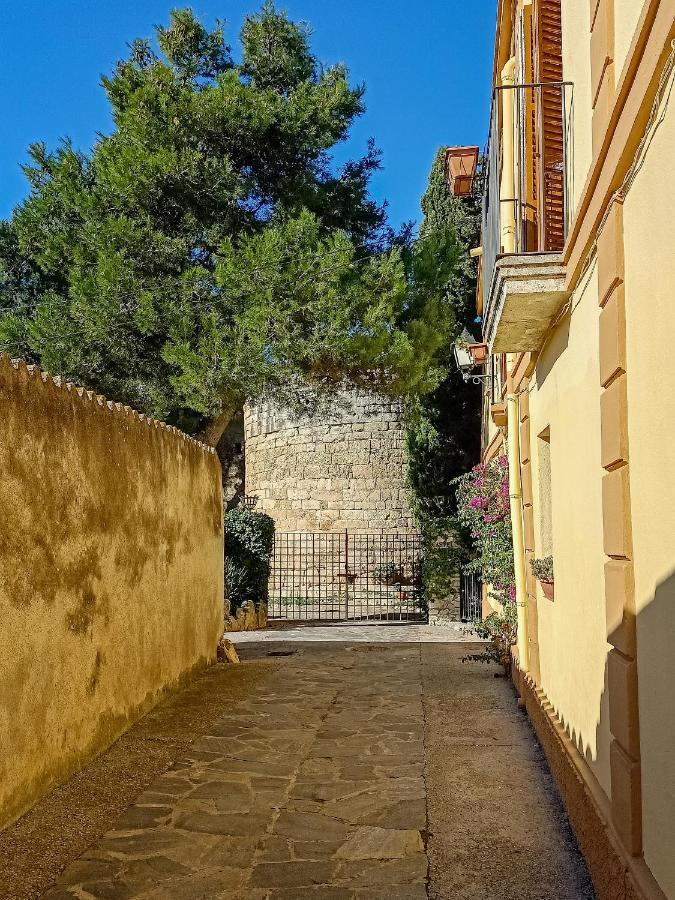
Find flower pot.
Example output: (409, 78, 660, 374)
(540, 580, 554, 601)
(378, 574, 398, 586)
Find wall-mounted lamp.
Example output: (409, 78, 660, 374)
(444, 146, 479, 197)
(453, 334, 491, 384)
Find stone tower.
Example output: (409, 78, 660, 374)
(243, 390, 416, 534)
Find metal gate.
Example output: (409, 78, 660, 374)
(460, 572, 482, 621)
(268, 531, 425, 622)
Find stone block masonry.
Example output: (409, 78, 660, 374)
(0, 356, 224, 831)
(244, 391, 417, 533)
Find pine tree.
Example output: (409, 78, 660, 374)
(0, 6, 457, 443)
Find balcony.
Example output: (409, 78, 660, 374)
(481, 81, 573, 353)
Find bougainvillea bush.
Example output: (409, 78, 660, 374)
(455, 455, 517, 671)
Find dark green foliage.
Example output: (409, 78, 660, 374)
(0, 6, 457, 439)
(406, 374, 481, 521)
(406, 148, 483, 609)
(223, 508, 275, 610)
(419, 514, 472, 613)
(407, 148, 482, 522)
(419, 149, 482, 331)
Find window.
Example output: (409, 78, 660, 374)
(538, 427, 553, 557)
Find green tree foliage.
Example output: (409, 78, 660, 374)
(0, 5, 456, 441)
(407, 148, 482, 522)
(405, 149, 483, 610)
(419, 148, 482, 328)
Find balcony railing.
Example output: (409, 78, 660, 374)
(481, 81, 573, 320)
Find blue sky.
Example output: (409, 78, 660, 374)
(1, 0, 495, 229)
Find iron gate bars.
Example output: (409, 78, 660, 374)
(460, 572, 483, 622)
(268, 531, 425, 622)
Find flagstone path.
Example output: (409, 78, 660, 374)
(22, 637, 593, 899)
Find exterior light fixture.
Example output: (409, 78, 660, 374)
(453, 329, 491, 384)
(444, 146, 479, 197)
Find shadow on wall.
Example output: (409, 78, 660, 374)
(535, 315, 571, 386)
(619, 566, 675, 895)
(546, 566, 675, 898)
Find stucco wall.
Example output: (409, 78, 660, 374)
(0, 357, 224, 831)
(244, 391, 416, 533)
(561, 0, 594, 216)
(614, 0, 644, 84)
(622, 97, 675, 898)
(528, 266, 612, 798)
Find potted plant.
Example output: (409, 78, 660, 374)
(531, 556, 554, 600)
(373, 562, 402, 586)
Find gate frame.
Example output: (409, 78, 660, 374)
(268, 529, 426, 623)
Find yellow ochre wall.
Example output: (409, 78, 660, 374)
(622, 97, 675, 898)
(561, 0, 594, 215)
(527, 265, 612, 796)
(614, 0, 645, 81)
(0, 357, 224, 831)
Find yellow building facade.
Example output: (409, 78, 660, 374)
(474, 1, 675, 897)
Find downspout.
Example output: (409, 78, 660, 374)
(500, 57, 517, 254)
(507, 391, 529, 673)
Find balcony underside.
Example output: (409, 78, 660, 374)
(484, 253, 569, 353)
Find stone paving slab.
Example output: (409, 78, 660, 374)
(39, 641, 593, 899)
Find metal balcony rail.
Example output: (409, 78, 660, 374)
(481, 81, 573, 320)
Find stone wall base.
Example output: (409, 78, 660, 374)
(512, 663, 666, 900)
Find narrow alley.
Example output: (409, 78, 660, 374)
(2, 631, 594, 900)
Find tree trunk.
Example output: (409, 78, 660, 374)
(195, 407, 237, 448)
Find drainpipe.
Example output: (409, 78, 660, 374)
(500, 57, 517, 254)
(507, 391, 529, 673)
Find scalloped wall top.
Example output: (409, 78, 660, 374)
(0, 354, 216, 455)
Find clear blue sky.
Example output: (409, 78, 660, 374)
(1, 0, 495, 229)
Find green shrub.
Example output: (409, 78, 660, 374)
(224, 508, 275, 611)
(464, 603, 517, 675)
(531, 556, 554, 582)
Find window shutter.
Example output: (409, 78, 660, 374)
(534, 0, 565, 252)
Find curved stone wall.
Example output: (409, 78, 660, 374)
(244, 392, 416, 533)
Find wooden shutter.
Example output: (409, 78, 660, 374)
(534, 0, 565, 252)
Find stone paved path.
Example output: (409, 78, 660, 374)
(40, 640, 594, 900)
(229, 621, 478, 643)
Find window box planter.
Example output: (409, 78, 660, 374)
(531, 556, 554, 601)
(540, 579, 554, 601)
